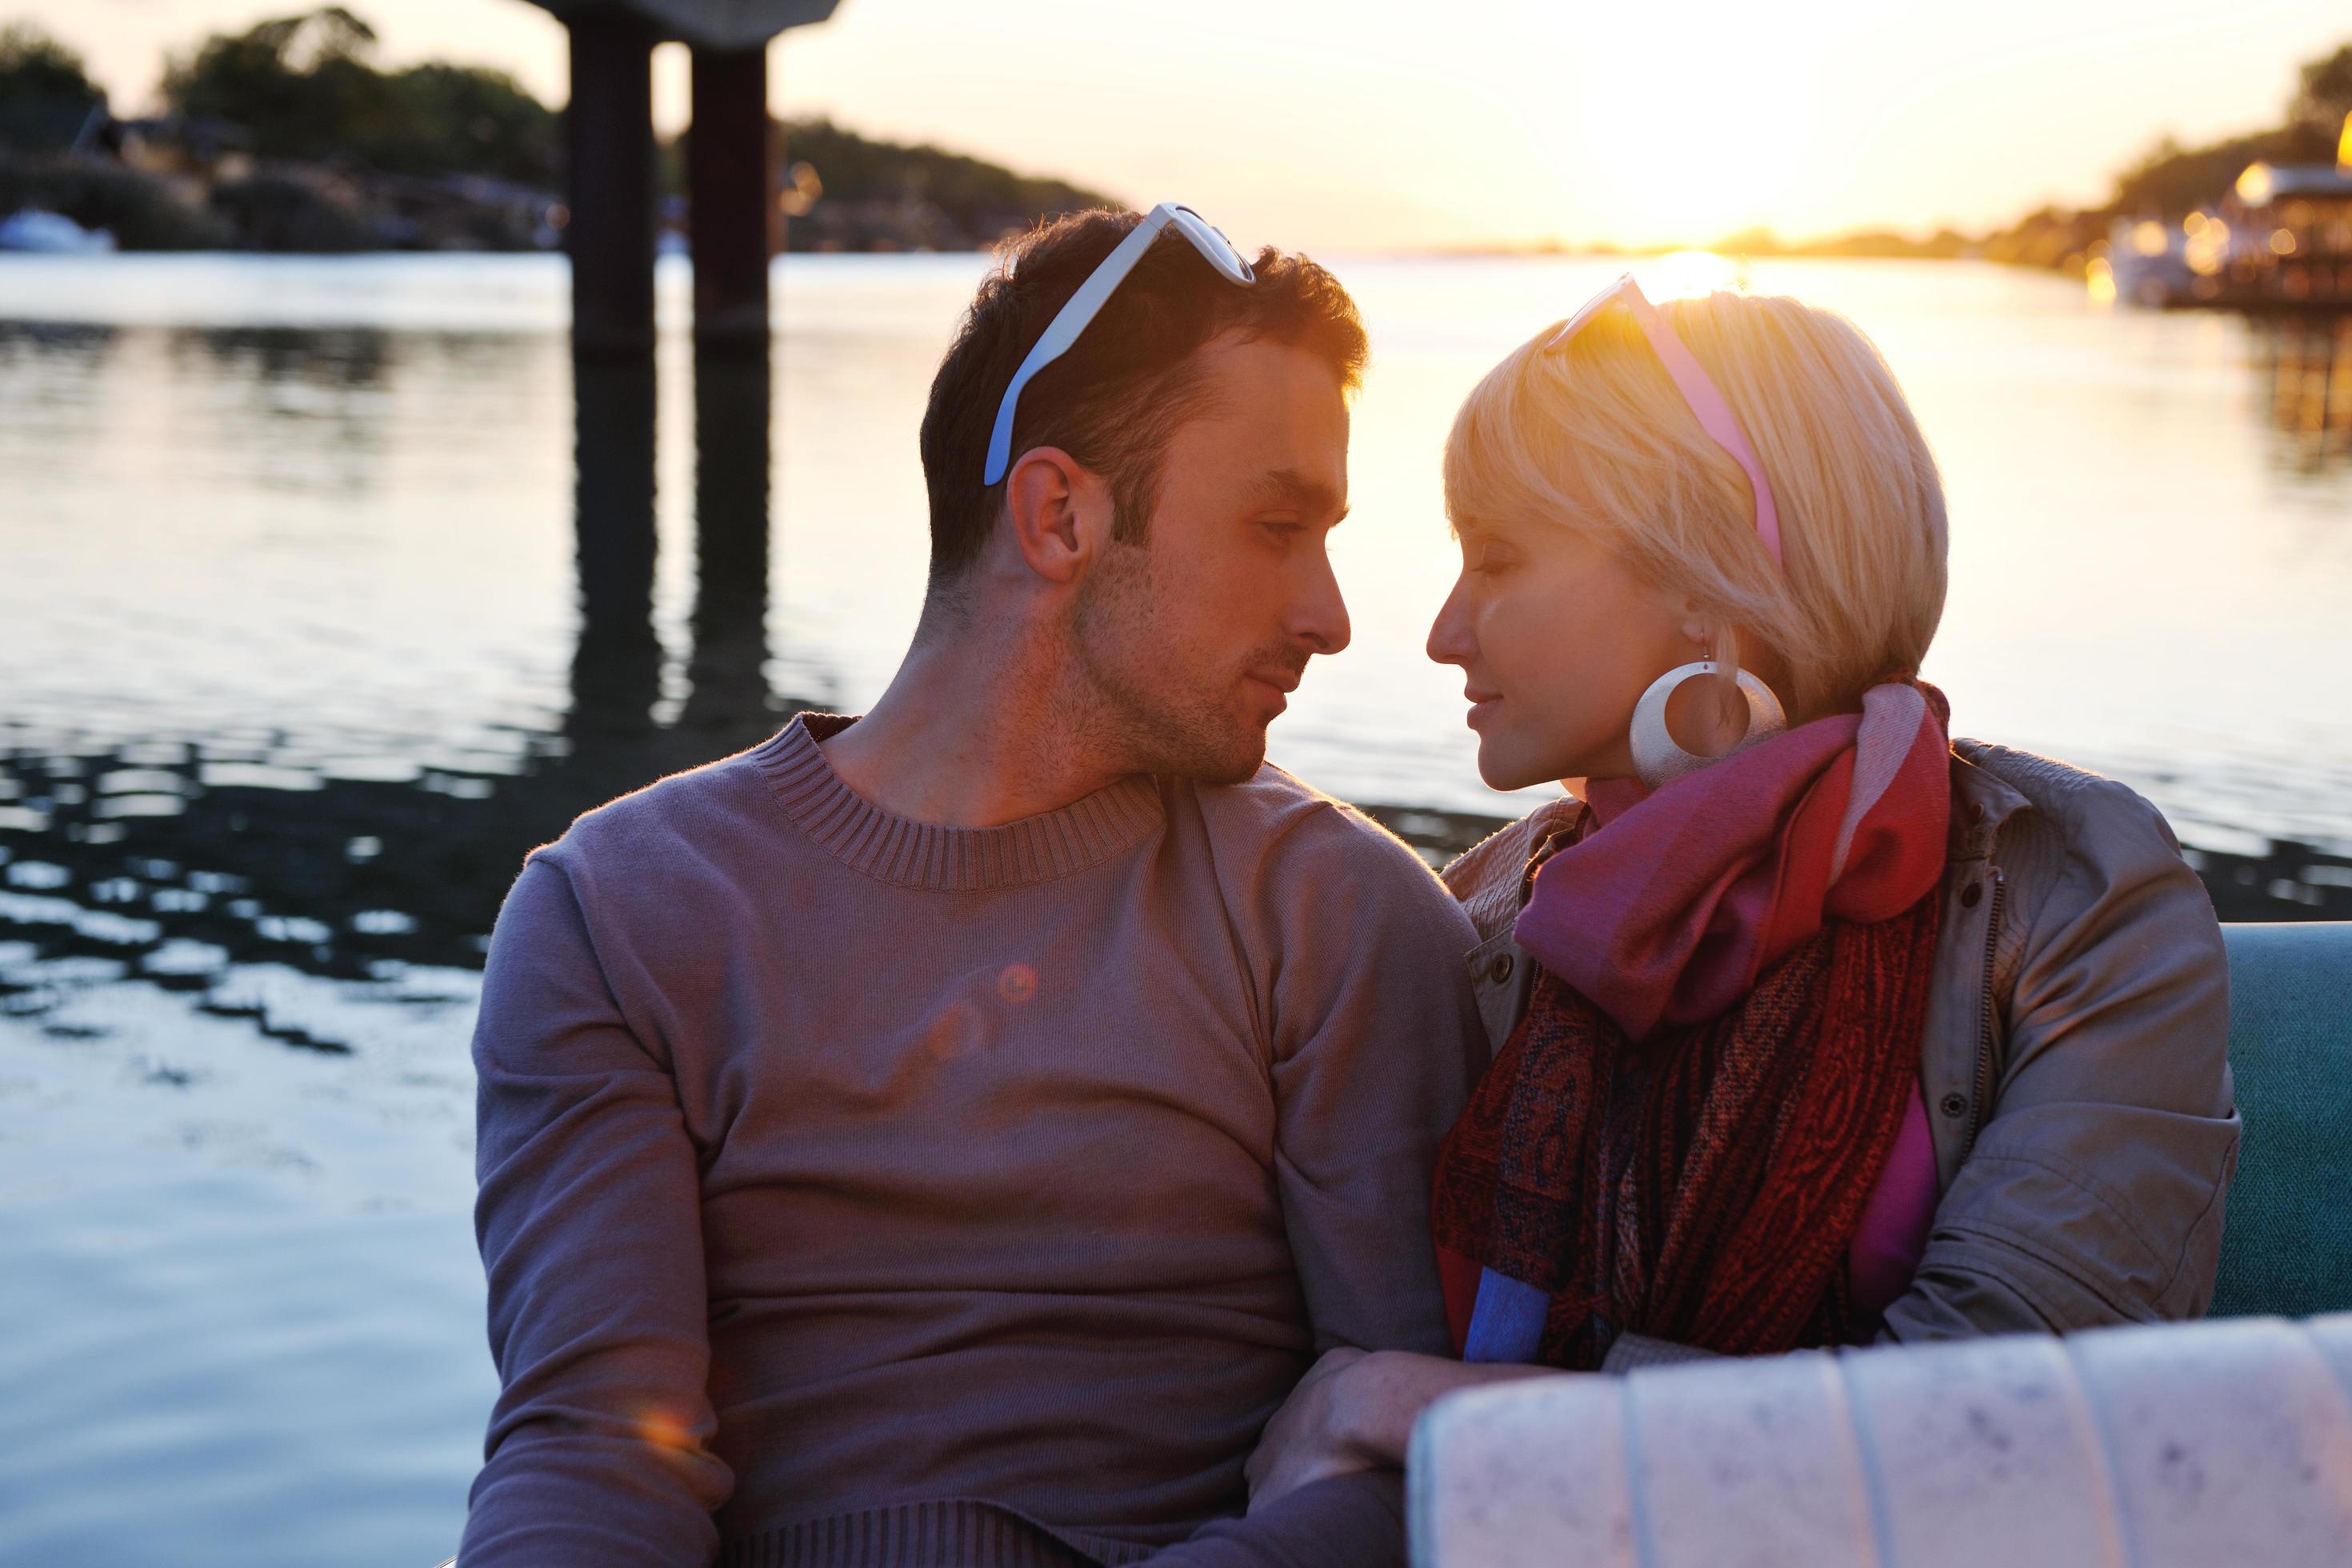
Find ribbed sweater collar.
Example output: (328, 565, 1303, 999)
(754, 712, 1165, 891)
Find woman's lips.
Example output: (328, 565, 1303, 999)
(1466, 691, 1502, 728)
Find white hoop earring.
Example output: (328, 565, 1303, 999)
(1628, 659, 1788, 790)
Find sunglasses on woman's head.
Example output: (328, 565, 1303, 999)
(1548, 274, 1784, 571)
(983, 202, 1256, 487)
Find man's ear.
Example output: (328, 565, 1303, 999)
(1002, 446, 1107, 586)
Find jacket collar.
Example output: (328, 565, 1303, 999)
(1949, 738, 2034, 861)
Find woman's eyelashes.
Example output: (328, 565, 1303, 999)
(1470, 542, 1518, 578)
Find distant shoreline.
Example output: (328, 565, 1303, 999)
(0, 245, 2050, 266)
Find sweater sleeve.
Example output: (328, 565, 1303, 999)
(1254, 806, 1490, 1358)
(461, 854, 733, 1566)
(1152, 1470, 1406, 1567)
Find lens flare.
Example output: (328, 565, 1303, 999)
(634, 1405, 695, 1459)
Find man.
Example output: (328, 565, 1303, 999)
(462, 206, 1487, 1567)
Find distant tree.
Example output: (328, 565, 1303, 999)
(161, 7, 557, 185)
(361, 61, 558, 183)
(2094, 38, 2349, 219)
(0, 22, 106, 153)
(1911, 30, 2352, 274)
(778, 118, 1116, 237)
(2290, 42, 2352, 138)
(162, 7, 393, 163)
(2108, 126, 2321, 217)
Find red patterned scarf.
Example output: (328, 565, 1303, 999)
(1431, 681, 1953, 1367)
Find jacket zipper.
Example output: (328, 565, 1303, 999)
(1962, 867, 2007, 1155)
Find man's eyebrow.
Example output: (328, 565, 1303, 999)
(1253, 467, 1347, 521)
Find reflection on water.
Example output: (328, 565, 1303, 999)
(0, 315, 807, 1566)
(3, 342, 794, 998)
(3, 255, 2352, 1564)
(2257, 314, 2352, 475)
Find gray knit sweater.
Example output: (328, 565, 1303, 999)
(462, 714, 1489, 1566)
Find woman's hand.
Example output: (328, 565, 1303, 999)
(1245, 1348, 1564, 1514)
(1242, 1344, 1382, 1514)
(1244, 1347, 1378, 1513)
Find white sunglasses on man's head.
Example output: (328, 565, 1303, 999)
(982, 202, 1256, 486)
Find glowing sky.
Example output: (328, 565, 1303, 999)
(26, 0, 2352, 250)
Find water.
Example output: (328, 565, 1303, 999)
(1, 251, 2347, 1566)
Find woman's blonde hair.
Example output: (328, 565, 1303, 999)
(1442, 289, 1948, 722)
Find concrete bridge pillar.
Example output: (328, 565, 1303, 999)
(538, 1, 834, 352)
(564, 10, 658, 359)
(688, 46, 774, 351)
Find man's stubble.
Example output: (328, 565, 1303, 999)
(1067, 541, 1300, 787)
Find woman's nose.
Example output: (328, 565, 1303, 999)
(1426, 574, 1475, 666)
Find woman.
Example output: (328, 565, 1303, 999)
(1246, 277, 2239, 1508)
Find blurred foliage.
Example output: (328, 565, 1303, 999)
(2107, 126, 2333, 219)
(2292, 43, 2352, 136)
(1713, 226, 1972, 260)
(0, 22, 106, 153)
(777, 117, 1115, 234)
(207, 172, 379, 250)
(0, 154, 234, 246)
(162, 6, 558, 185)
(2094, 39, 2348, 221)
(1970, 34, 2351, 273)
(1978, 205, 2106, 274)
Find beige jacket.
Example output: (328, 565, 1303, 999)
(1442, 738, 2240, 1342)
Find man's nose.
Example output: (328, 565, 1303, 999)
(1292, 550, 1352, 656)
(1426, 574, 1474, 666)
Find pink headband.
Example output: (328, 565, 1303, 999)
(1546, 274, 1784, 570)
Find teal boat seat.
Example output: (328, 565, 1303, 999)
(2210, 922, 2352, 1318)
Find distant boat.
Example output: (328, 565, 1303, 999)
(2102, 216, 2196, 308)
(0, 210, 118, 255)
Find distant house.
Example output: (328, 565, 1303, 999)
(2105, 118, 2352, 310)
(2216, 114, 2352, 307)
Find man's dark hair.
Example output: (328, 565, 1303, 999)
(918, 208, 1369, 589)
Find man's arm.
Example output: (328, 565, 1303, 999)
(1257, 805, 1489, 1355)
(1156, 1470, 1410, 1568)
(461, 854, 733, 1566)
(1150, 804, 1483, 1566)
